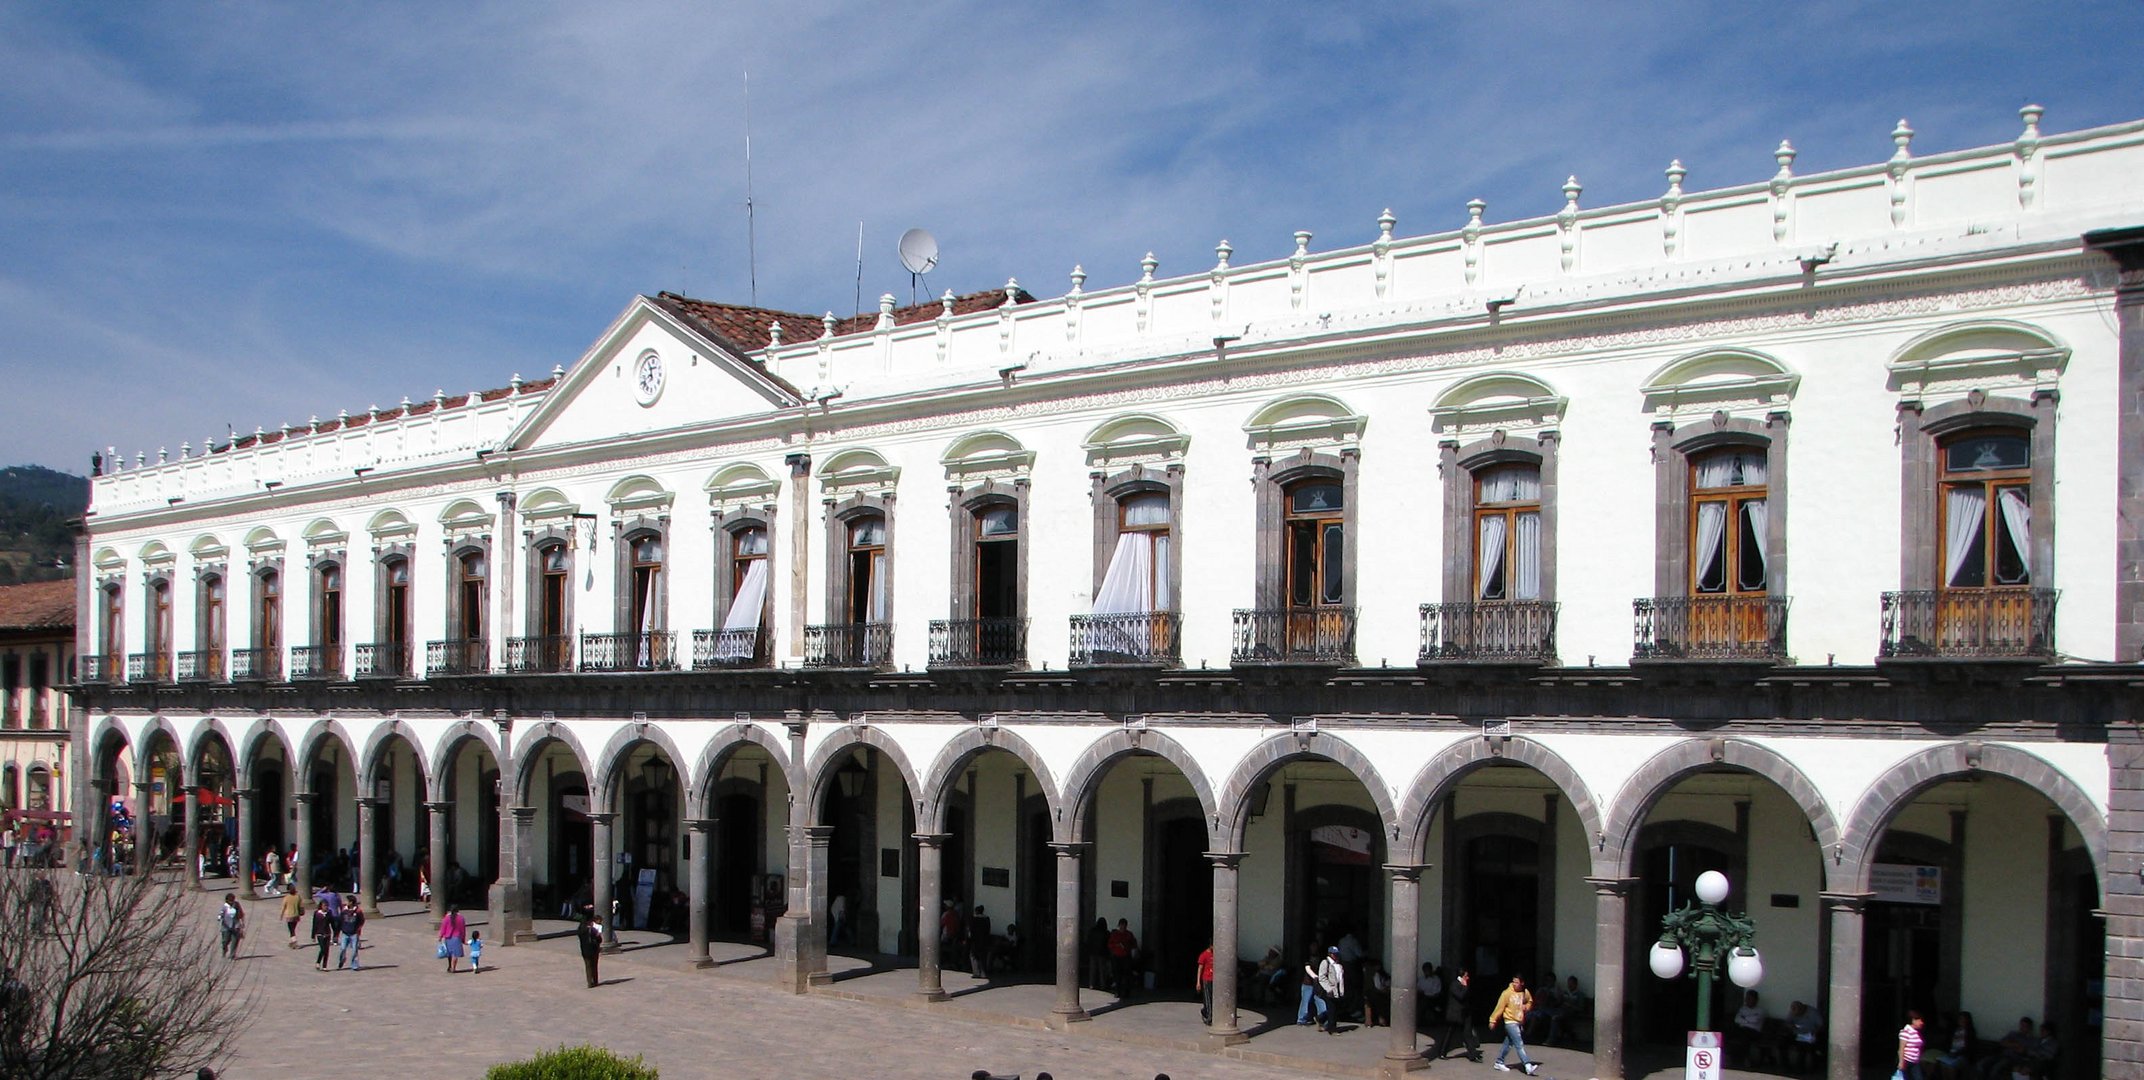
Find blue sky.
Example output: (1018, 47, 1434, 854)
(3, 2, 2140, 474)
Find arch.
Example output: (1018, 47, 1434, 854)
(293, 717, 360, 794)
(818, 447, 892, 479)
(589, 723, 693, 810)
(242, 526, 281, 552)
(428, 720, 504, 801)
(940, 430, 1036, 474)
(187, 717, 240, 778)
(510, 720, 596, 804)
(188, 534, 228, 559)
(1059, 728, 1219, 846)
(1888, 319, 2069, 370)
(137, 540, 173, 564)
(1600, 737, 1841, 887)
(438, 500, 492, 529)
(1839, 742, 2106, 901)
(1394, 737, 1605, 864)
(917, 727, 1063, 835)
(689, 723, 797, 808)
(1643, 348, 1798, 394)
(1081, 412, 1189, 463)
(518, 488, 576, 518)
(302, 518, 346, 545)
(133, 716, 186, 785)
(604, 474, 672, 509)
(1243, 392, 1367, 446)
(704, 462, 779, 501)
(366, 508, 415, 537)
(804, 725, 923, 820)
(359, 719, 432, 796)
(235, 717, 295, 789)
(92, 547, 125, 573)
(88, 715, 132, 770)
(1435, 371, 1565, 412)
(1214, 731, 1398, 851)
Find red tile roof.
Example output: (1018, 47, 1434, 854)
(651, 286, 1036, 357)
(0, 580, 74, 632)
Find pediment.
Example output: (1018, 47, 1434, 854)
(506, 297, 803, 454)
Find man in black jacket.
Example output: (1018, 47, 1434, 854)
(578, 909, 605, 988)
(1431, 967, 1482, 1062)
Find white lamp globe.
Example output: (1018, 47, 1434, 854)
(1727, 947, 1764, 988)
(1694, 870, 1730, 906)
(1649, 940, 1685, 981)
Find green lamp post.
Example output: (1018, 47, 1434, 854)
(1648, 869, 1764, 1032)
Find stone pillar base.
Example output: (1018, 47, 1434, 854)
(691, 956, 715, 969)
(1202, 1027, 1249, 1049)
(1378, 1053, 1430, 1078)
(1043, 1008, 1090, 1031)
(915, 988, 948, 1003)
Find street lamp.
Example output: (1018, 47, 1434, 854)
(1648, 869, 1763, 1033)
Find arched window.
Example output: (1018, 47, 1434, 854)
(1474, 465, 1541, 602)
(457, 551, 487, 641)
(1079, 491, 1175, 664)
(1690, 449, 1768, 596)
(847, 515, 887, 626)
(147, 578, 174, 681)
(316, 563, 344, 677)
(937, 490, 1027, 667)
(707, 525, 770, 666)
(628, 533, 664, 635)
(383, 558, 411, 646)
(100, 582, 124, 668)
(535, 543, 568, 638)
(974, 503, 1020, 621)
(26, 767, 50, 811)
(199, 574, 226, 678)
(256, 570, 282, 650)
(1285, 480, 1344, 612)
(1938, 431, 2030, 590)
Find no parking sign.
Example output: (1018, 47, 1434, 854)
(1687, 1030, 1722, 1080)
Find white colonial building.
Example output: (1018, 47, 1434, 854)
(73, 108, 2144, 1079)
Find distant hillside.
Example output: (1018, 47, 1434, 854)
(0, 465, 87, 584)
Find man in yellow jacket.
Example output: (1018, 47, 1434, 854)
(1491, 974, 1540, 1074)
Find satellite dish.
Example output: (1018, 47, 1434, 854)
(898, 228, 940, 275)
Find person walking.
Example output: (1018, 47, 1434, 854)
(262, 847, 282, 896)
(216, 893, 245, 959)
(279, 886, 305, 948)
(310, 900, 335, 970)
(1194, 941, 1215, 1025)
(578, 908, 605, 988)
(1897, 1009, 1926, 1080)
(468, 930, 485, 974)
(438, 905, 469, 974)
(1433, 967, 1483, 1062)
(1491, 974, 1539, 1074)
(1311, 945, 1347, 1034)
(335, 903, 365, 970)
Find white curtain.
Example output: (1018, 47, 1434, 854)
(1092, 533, 1154, 616)
(866, 551, 888, 621)
(1476, 515, 1507, 600)
(1693, 502, 1727, 589)
(1695, 450, 1766, 489)
(1743, 498, 1769, 584)
(1997, 487, 2031, 584)
(1513, 511, 1541, 601)
(636, 567, 661, 666)
(1944, 487, 1987, 586)
(1479, 466, 1540, 504)
(714, 560, 769, 661)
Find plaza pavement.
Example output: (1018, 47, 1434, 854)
(204, 888, 1823, 1080)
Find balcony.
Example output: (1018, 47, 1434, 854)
(802, 623, 893, 669)
(1880, 588, 2058, 660)
(355, 642, 413, 680)
(289, 645, 344, 680)
(1231, 608, 1357, 665)
(1419, 601, 1559, 664)
(230, 647, 281, 682)
(579, 632, 678, 673)
(126, 652, 173, 685)
(1069, 612, 1181, 667)
(427, 639, 490, 676)
(692, 628, 771, 670)
(504, 635, 574, 674)
(1633, 595, 1790, 662)
(929, 617, 1028, 668)
(77, 654, 118, 684)
(176, 650, 225, 683)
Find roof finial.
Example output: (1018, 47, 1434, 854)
(1139, 252, 1158, 283)
(1068, 265, 1086, 295)
(1377, 209, 1396, 243)
(767, 319, 784, 349)
(1003, 277, 1022, 307)
(820, 312, 836, 340)
(1773, 140, 1797, 180)
(1213, 240, 1232, 270)
(1890, 118, 1915, 163)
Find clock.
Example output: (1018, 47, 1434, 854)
(633, 352, 666, 405)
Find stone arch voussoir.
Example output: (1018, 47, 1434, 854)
(1396, 736, 1604, 867)
(918, 726, 1063, 836)
(1602, 737, 1843, 890)
(1059, 728, 1219, 847)
(1216, 730, 1398, 853)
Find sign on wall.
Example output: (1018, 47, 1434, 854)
(1869, 863, 1942, 905)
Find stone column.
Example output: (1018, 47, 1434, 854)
(915, 832, 949, 1002)
(2104, 736, 2144, 1076)
(1822, 892, 1870, 1080)
(1382, 864, 1426, 1078)
(803, 824, 832, 983)
(357, 798, 381, 914)
(292, 792, 316, 897)
(1587, 876, 1637, 1080)
(182, 774, 203, 889)
(1046, 841, 1089, 1029)
(772, 719, 813, 994)
(425, 800, 452, 918)
(132, 782, 154, 876)
(686, 817, 714, 968)
(1205, 851, 1248, 1048)
(234, 787, 258, 896)
(589, 811, 618, 950)
(497, 805, 536, 943)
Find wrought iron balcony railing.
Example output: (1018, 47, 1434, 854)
(1231, 608, 1357, 665)
(230, 647, 281, 682)
(77, 654, 119, 684)
(1418, 601, 1559, 663)
(692, 627, 771, 669)
(929, 617, 1028, 667)
(504, 635, 574, 674)
(126, 652, 173, 684)
(1069, 611, 1182, 667)
(289, 645, 343, 680)
(427, 639, 490, 676)
(579, 632, 678, 673)
(1880, 588, 2058, 660)
(355, 642, 413, 679)
(176, 649, 225, 683)
(802, 622, 893, 669)
(1633, 595, 1790, 662)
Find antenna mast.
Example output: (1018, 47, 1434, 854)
(744, 69, 758, 305)
(854, 222, 864, 316)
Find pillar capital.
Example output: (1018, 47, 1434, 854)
(508, 804, 537, 823)
(1383, 862, 1428, 882)
(423, 800, 453, 813)
(1819, 890, 1874, 914)
(132, 780, 153, 794)
(800, 824, 834, 845)
(1586, 875, 1639, 897)
(1046, 840, 1090, 857)
(912, 831, 951, 848)
(1203, 850, 1245, 870)
(585, 810, 617, 826)
(293, 791, 319, 805)
(685, 817, 716, 833)
(233, 787, 258, 802)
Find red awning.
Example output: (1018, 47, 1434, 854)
(192, 788, 235, 807)
(9, 809, 73, 821)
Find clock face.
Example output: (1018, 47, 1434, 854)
(634, 353, 665, 405)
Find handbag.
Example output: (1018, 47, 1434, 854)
(436, 940, 450, 959)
